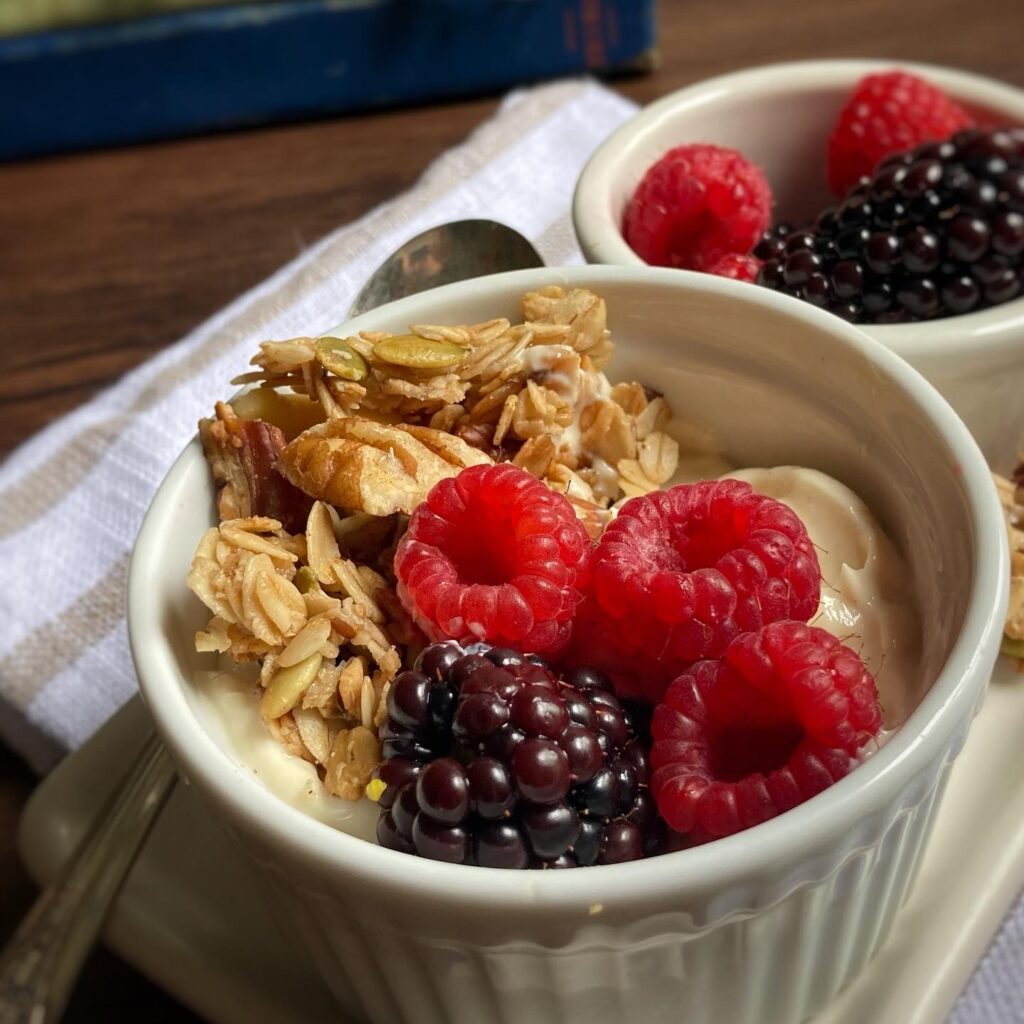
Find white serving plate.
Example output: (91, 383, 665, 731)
(17, 654, 1024, 1024)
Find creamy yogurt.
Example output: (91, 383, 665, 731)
(521, 343, 612, 464)
(197, 667, 379, 840)
(730, 466, 922, 729)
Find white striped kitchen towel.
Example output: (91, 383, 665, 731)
(0, 75, 1018, 1024)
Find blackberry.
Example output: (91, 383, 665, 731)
(751, 222, 794, 262)
(374, 642, 664, 868)
(756, 127, 1024, 322)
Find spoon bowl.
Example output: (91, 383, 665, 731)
(347, 219, 544, 317)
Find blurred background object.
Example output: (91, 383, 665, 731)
(0, 0, 258, 36)
(0, 0, 656, 159)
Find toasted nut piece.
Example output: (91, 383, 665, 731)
(316, 337, 369, 381)
(337, 655, 367, 717)
(634, 396, 671, 440)
(278, 417, 491, 515)
(609, 381, 648, 417)
(513, 434, 557, 478)
(617, 458, 657, 498)
(279, 424, 419, 515)
(493, 394, 517, 445)
(267, 712, 314, 762)
(428, 404, 465, 433)
(248, 562, 306, 640)
(373, 334, 467, 370)
(260, 653, 323, 719)
(252, 338, 318, 372)
(638, 431, 680, 486)
(359, 676, 376, 729)
(393, 423, 492, 469)
(306, 501, 343, 585)
(325, 725, 382, 800)
(301, 661, 341, 711)
(221, 521, 297, 561)
(198, 408, 315, 532)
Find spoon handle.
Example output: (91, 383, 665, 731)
(0, 732, 176, 1024)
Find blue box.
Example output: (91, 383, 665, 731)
(1, 0, 656, 160)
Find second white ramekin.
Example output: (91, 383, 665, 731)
(573, 60, 1024, 470)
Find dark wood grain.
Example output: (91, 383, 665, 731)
(2, 0, 1023, 1019)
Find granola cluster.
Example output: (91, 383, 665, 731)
(232, 286, 680, 527)
(187, 505, 415, 797)
(187, 286, 691, 798)
(995, 462, 1024, 668)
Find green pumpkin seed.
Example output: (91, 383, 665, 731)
(372, 334, 466, 370)
(293, 566, 318, 594)
(315, 337, 368, 381)
(260, 652, 323, 719)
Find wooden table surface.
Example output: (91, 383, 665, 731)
(2, 0, 1023, 1018)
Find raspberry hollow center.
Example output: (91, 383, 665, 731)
(636, 495, 755, 574)
(634, 522, 689, 573)
(671, 513, 751, 570)
(394, 464, 594, 658)
(707, 721, 804, 782)
(442, 514, 516, 585)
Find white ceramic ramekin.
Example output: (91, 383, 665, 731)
(129, 266, 1007, 1024)
(572, 59, 1024, 471)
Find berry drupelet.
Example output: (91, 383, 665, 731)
(374, 642, 663, 868)
(755, 127, 1024, 323)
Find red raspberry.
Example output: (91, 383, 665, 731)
(650, 621, 882, 839)
(394, 464, 592, 658)
(623, 144, 772, 271)
(706, 253, 763, 282)
(827, 71, 974, 198)
(578, 480, 820, 703)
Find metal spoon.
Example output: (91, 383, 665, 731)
(0, 218, 543, 1024)
(348, 218, 543, 317)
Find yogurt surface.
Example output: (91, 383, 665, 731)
(731, 466, 922, 728)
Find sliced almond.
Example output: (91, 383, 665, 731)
(292, 705, 331, 764)
(278, 615, 332, 668)
(260, 653, 323, 719)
